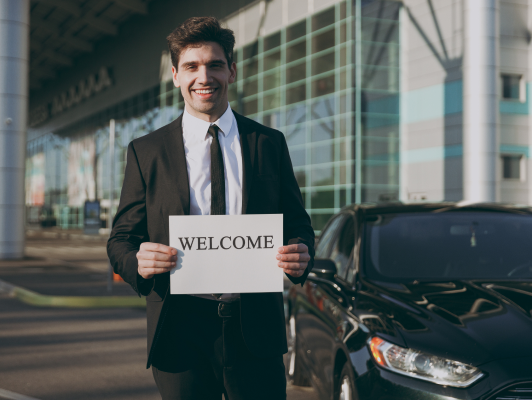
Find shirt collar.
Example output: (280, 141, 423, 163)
(183, 103, 233, 139)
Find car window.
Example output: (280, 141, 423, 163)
(315, 214, 346, 259)
(329, 215, 355, 280)
(364, 211, 532, 281)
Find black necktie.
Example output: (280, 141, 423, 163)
(209, 124, 225, 300)
(209, 124, 226, 216)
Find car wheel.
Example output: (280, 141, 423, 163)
(287, 315, 310, 387)
(336, 363, 356, 400)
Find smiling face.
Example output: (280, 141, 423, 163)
(172, 41, 236, 122)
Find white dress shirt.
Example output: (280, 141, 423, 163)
(182, 104, 242, 301)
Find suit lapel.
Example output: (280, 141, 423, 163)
(162, 115, 190, 216)
(234, 111, 256, 215)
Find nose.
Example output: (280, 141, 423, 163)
(196, 65, 213, 85)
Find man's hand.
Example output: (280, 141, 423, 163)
(277, 243, 310, 278)
(137, 242, 177, 279)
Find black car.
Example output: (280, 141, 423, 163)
(286, 202, 532, 400)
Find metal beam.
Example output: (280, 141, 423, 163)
(41, 49, 72, 66)
(32, 18, 94, 52)
(33, 0, 82, 17)
(31, 17, 60, 35)
(85, 16, 118, 35)
(113, 0, 147, 14)
(30, 65, 57, 79)
(59, 35, 93, 52)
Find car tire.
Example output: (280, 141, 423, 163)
(335, 363, 356, 400)
(286, 315, 310, 387)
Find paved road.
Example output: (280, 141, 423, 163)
(0, 238, 318, 400)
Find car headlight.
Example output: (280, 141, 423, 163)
(368, 337, 484, 387)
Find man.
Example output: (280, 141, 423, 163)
(107, 16, 314, 400)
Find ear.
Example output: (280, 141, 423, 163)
(228, 62, 237, 84)
(172, 65, 181, 88)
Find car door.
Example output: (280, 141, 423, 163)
(305, 213, 356, 397)
(294, 213, 346, 392)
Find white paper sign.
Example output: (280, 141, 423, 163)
(169, 214, 283, 294)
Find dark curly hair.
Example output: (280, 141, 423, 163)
(166, 16, 235, 69)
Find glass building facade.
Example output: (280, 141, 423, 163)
(26, 0, 401, 232)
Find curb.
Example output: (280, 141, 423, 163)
(0, 280, 146, 309)
(0, 387, 42, 400)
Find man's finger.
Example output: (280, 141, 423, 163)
(137, 251, 177, 262)
(139, 260, 176, 270)
(276, 253, 310, 262)
(140, 242, 177, 255)
(285, 269, 303, 277)
(278, 243, 308, 254)
(278, 262, 307, 271)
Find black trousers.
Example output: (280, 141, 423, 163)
(150, 295, 287, 400)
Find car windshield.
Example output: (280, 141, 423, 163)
(363, 211, 532, 282)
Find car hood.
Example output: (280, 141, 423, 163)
(355, 279, 532, 366)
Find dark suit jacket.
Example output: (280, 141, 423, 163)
(107, 111, 315, 368)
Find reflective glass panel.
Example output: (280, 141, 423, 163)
(287, 20, 306, 42)
(312, 213, 335, 232)
(264, 50, 281, 71)
(311, 142, 333, 164)
(311, 97, 335, 120)
(243, 98, 258, 115)
(295, 170, 306, 187)
(362, 19, 399, 44)
(285, 124, 306, 146)
(289, 148, 306, 167)
(287, 84, 306, 105)
(312, 75, 335, 97)
(311, 165, 334, 186)
(286, 104, 307, 127)
(287, 41, 307, 63)
(263, 71, 280, 91)
(362, 0, 401, 20)
(243, 60, 258, 79)
(312, 7, 335, 31)
(243, 41, 259, 60)
(263, 91, 280, 111)
(312, 51, 335, 75)
(311, 120, 334, 142)
(243, 79, 258, 98)
(287, 62, 306, 84)
(264, 32, 281, 51)
(312, 28, 335, 54)
(311, 190, 334, 209)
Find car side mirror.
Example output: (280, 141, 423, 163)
(312, 259, 337, 279)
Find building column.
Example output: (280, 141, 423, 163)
(0, 0, 29, 259)
(463, 0, 499, 202)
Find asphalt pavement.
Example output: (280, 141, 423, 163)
(0, 236, 318, 400)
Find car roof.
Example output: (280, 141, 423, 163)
(342, 201, 532, 216)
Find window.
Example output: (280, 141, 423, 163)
(329, 214, 355, 280)
(264, 32, 280, 51)
(502, 155, 523, 180)
(501, 74, 523, 100)
(315, 214, 346, 258)
(287, 20, 306, 42)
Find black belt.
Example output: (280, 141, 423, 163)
(218, 300, 240, 318)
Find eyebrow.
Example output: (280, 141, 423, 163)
(180, 59, 227, 69)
